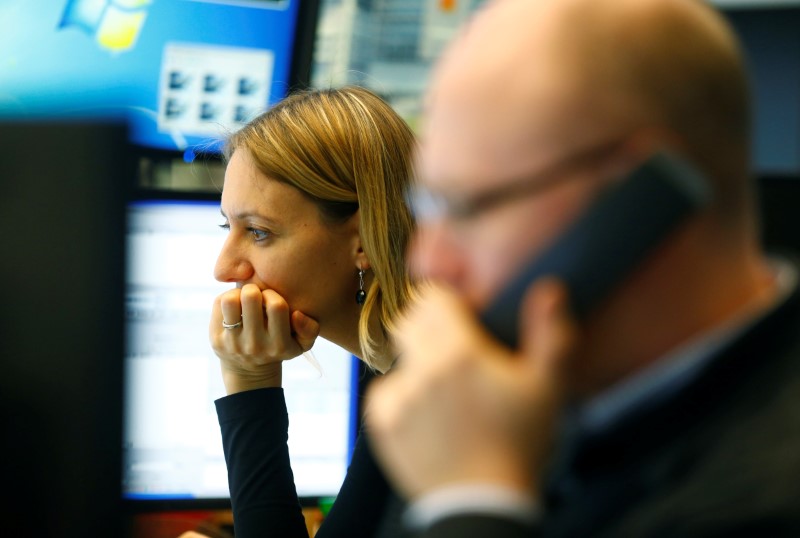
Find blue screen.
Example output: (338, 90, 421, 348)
(0, 0, 301, 153)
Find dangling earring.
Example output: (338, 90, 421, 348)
(356, 268, 366, 305)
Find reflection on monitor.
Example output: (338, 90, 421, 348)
(123, 200, 357, 505)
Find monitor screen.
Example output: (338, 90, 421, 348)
(123, 199, 358, 506)
(0, 0, 314, 155)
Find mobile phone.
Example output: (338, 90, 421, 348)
(479, 151, 711, 348)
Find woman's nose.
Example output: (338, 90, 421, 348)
(213, 238, 253, 283)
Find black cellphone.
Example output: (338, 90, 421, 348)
(479, 151, 711, 348)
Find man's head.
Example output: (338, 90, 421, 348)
(415, 0, 750, 307)
(411, 0, 764, 392)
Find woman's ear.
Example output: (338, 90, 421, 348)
(354, 242, 371, 272)
(348, 209, 371, 271)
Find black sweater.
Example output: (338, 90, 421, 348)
(216, 388, 401, 537)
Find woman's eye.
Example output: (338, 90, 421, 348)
(217, 221, 270, 242)
(249, 228, 271, 242)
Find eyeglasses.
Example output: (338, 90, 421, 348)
(408, 138, 625, 222)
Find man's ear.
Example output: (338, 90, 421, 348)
(607, 128, 687, 179)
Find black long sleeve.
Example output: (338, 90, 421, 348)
(216, 387, 399, 538)
(217, 388, 308, 538)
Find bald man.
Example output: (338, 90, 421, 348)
(367, 0, 800, 536)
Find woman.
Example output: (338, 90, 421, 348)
(209, 86, 415, 537)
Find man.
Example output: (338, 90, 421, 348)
(366, 0, 800, 536)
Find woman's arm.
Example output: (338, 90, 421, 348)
(211, 285, 320, 536)
(217, 388, 308, 538)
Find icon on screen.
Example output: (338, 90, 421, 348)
(238, 78, 259, 96)
(234, 105, 256, 124)
(169, 72, 191, 90)
(200, 102, 220, 121)
(158, 43, 274, 139)
(203, 75, 225, 93)
(165, 99, 187, 119)
(59, 0, 152, 53)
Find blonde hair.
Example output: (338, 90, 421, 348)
(225, 86, 416, 372)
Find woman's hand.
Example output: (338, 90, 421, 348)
(210, 283, 320, 394)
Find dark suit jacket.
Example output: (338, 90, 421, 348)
(415, 280, 800, 537)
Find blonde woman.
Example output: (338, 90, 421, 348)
(209, 86, 415, 537)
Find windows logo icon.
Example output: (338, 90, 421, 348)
(59, 0, 151, 53)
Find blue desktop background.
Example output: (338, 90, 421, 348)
(0, 0, 299, 152)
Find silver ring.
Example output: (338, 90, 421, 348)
(222, 318, 243, 330)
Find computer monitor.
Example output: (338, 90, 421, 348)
(0, 0, 320, 156)
(123, 198, 358, 509)
(0, 120, 132, 537)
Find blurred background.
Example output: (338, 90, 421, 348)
(0, 1, 797, 537)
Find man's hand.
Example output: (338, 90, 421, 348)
(366, 279, 577, 500)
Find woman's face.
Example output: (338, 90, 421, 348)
(214, 149, 362, 340)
